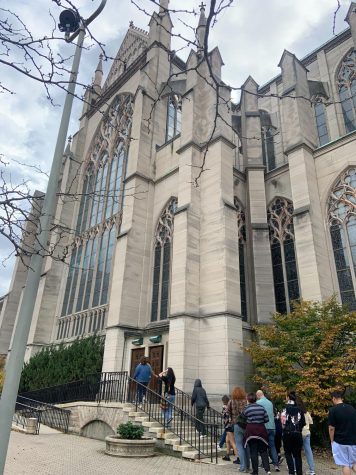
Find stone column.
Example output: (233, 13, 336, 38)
(279, 50, 333, 300)
(241, 77, 275, 323)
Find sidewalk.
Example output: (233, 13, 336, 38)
(5, 429, 340, 475)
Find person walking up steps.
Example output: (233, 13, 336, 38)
(328, 390, 356, 475)
(133, 356, 155, 405)
(159, 367, 176, 428)
(191, 379, 209, 438)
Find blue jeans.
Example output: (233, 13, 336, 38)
(219, 429, 227, 448)
(303, 435, 315, 473)
(136, 381, 148, 403)
(164, 394, 175, 424)
(267, 429, 279, 465)
(234, 424, 250, 470)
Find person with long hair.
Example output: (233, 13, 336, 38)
(159, 367, 176, 427)
(228, 386, 250, 471)
(221, 395, 239, 462)
(242, 392, 271, 475)
(281, 391, 306, 475)
(296, 396, 315, 475)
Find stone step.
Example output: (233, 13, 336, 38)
(182, 450, 200, 460)
(173, 443, 194, 452)
(142, 421, 161, 428)
(164, 437, 180, 445)
(134, 416, 149, 422)
(148, 426, 164, 434)
(128, 411, 145, 417)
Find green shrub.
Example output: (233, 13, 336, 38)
(19, 335, 104, 392)
(117, 421, 144, 440)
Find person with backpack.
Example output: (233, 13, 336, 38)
(296, 396, 316, 475)
(281, 391, 306, 475)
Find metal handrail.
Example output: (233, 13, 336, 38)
(17, 396, 71, 433)
(128, 377, 218, 462)
(19, 371, 220, 461)
(13, 402, 41, 435)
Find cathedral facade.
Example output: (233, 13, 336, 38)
(2, 1, 356, 395)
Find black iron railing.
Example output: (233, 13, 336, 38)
(129, 377, 218, 462)
(13, 402, 41, 434)
(173, 386, 224, 438)
(16, 396, 71, 433)
(19, 372, 220, 461)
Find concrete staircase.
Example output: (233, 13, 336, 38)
(122, 403, 219, 461)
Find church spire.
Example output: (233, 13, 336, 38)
(196, 2, 207, 54)
(93, 54, 103, 94)
(159, 0, 169, 13)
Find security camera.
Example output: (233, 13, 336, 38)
(58, 9, 80, 33)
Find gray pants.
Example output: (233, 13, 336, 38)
(195, 406, 206, 435)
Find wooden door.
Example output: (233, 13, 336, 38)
(129, 348, 145, 401)
(148, 345, 164, 392)
(130, 348, 145, 377)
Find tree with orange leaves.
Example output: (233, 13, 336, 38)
(247, 298, 356, 421)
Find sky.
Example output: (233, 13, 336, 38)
(0, 0, 352, 295)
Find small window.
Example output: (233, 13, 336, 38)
(314, 100, 329, 146)
(166, 95, 182, 142)
(262, 126, 276, 172)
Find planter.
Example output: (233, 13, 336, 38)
(105, 435, 156, 457)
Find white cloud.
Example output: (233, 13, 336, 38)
(0, 0, 351, 294)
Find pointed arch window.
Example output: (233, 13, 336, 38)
(313, 96, 330, 146)
(267, 197, 300, 313)
(60, 94, 133, 326)
(235, 198, 247, 321)
(151, 198, 177, 322)
(166, 94, 182, 142)
(337, 50, 356, 134)
(328, 168, 356, 310)
(260, 110, 276, 172)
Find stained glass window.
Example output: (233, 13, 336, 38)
(314, 99, 330, 146)
(166, 95, 182, 142)
(234, 197, 247, 321)
(60, 94, 133, 325)
(151, 198, 177, 321)
(267, 197, 300, 313)
(337, 50, 356, 133)
(328, 168, 356, 310)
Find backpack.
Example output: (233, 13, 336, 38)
(284, 410, 302, 433)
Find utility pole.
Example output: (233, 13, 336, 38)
(0, 2, 106, 473)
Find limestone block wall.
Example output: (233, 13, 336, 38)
(60, 402, 128, 439)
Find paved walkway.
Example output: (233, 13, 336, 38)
(5, 428, 340, 475)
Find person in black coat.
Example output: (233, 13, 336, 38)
(159, 367, 176, 427)
(281, 391, 306, 475)
(191, 379, 209, 437)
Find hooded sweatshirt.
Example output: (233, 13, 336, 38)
(191, 379, 210, 409)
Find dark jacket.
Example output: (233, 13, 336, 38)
(281, 403, 306, 433)
(191, 379, 209, 409)
(161, 374, 176, 396)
